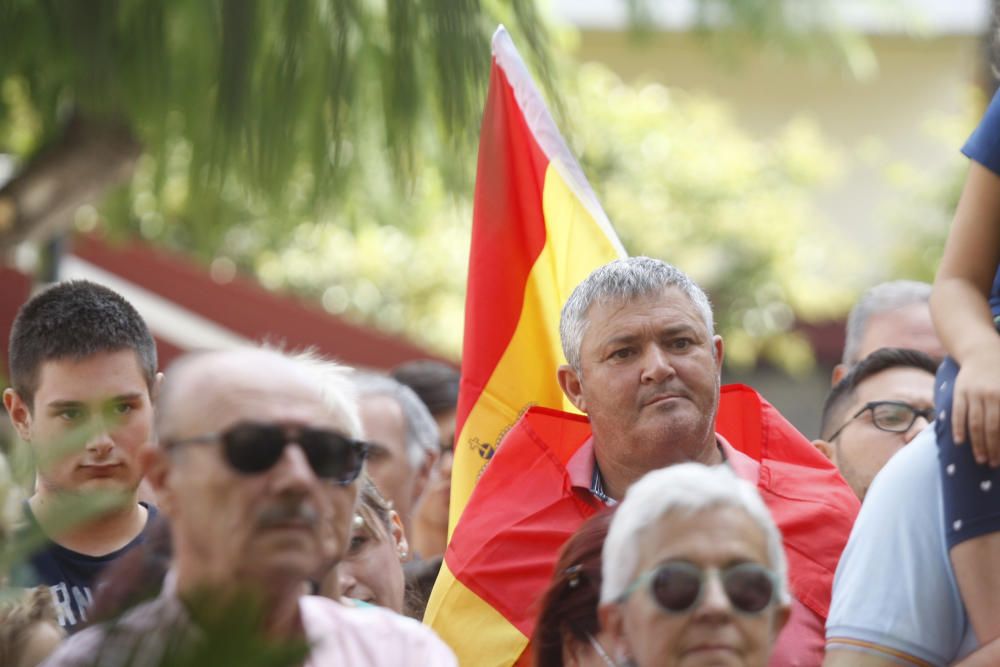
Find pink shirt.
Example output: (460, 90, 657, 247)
(301, 596, 457, 666)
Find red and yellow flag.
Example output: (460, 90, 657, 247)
(424, 25, 624, 664)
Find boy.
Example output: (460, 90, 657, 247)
(3, 280, 160, 632)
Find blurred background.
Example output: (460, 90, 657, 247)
(0, 0, 994, 437)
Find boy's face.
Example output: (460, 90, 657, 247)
(3, 349, 155, 496)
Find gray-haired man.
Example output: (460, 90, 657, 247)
(353, 373, 439, 538)
(832, 280, 944, 385)
(429, 256, 854, 666)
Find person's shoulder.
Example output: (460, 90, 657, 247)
(866, 423, 938, 498)
(826, 425, 966, 667)
(301, 596, 456, 666)
(42, 597, 178, 667)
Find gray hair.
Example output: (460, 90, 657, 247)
(560, 257, 714, 372)
(600, 463, 789, 606)
(290, 350, 363, 439)
(353, 372, 439, 469)
(156, 346, 362, 441)
(842, 280, 932, 367)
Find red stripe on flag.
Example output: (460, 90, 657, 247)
(456, 57, 550, 440)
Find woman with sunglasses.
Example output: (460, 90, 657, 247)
(598, 463, 790, 667)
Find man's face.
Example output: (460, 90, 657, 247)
(601, 506, 788, 667)
(420, 408, 456, 527)
(154, 361, 358, 589)
(4, 349, 154, 497)
(828, 366, 935, 500)
(560, 289, 724, 471)
(359, 395, 418, 524)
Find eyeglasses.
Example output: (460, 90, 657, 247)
(618, 561, 778, 615)
(827, 400, 935, 442)
(165, 421, 369, 485)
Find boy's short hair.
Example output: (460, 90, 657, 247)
(8, 280, 157, 408)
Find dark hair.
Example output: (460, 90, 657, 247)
(532, 510, 615, 667)
(819, 346, 939, 440)
(391, 360, 459, 416)
(8, 280, 157, 408)
(403, 555, 442, 621)
(357, 475, 393, 536)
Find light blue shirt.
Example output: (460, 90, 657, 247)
(826, 425, 978, 666)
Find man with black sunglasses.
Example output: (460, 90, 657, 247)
(813, 347, 938, 501)
(42, 347, 456, 667)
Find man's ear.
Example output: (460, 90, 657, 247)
(411, 447, 438, 509)
(831, 364, 847, 386)
(557, 365, 587, 413)
(812, 439, 836, 463)
(150, 372, 164, 404)
(140, 443, 173, 515)
(712, 335, 725, 374)
(3, 388, 33, 441)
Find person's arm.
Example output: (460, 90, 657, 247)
(824, 647, 926, 667)
(930, 161, 1000, 466)
(955, 633, 1000, 667)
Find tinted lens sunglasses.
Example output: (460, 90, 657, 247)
(619, 561, 777, 615)
(166, 421, 369, 485)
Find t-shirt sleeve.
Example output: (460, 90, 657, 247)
(825, 427, 970, 667)
(963, 87, 1000, 175)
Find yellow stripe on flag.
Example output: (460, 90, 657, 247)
(425, 562, 530, 667)
(449, 163, 624, 536)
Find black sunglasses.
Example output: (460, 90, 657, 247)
(166, 421, 369, 485)
(619, 561, 777, 615)
(827, 400, 935, 442)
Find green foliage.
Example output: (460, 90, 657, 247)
(569, 65, 854, 372)
(0, 0, 551, 235)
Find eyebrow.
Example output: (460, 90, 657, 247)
(45, 393, 146, 409)
(601, 324, 700, 348)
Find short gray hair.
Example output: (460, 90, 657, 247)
(600, 463, 789, 606)
(843, 280, 932, 367)
(560, 257, 714, 372)
(156, 346, 363, 441)
(353, 372, 439, 469)
(290, 350, 363, 439)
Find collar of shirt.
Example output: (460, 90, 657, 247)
(569, 433, 761, 505)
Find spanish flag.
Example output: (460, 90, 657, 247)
(428, 386, 859, 665)
(423, 25, 625, 663)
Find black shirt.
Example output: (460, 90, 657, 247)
(14, 501, 159, 632)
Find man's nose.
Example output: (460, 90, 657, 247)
(272, 443, 318, 490)
(85, 430, 115, 458)
(640, 345, 675, 384)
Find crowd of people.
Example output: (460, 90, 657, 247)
(5, 64, 1000, 667)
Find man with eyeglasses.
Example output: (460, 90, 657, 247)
(42, 347, 456, 667)
(813, 347, 938, 501)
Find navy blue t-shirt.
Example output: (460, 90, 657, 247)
(15, 501, 159, 633)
